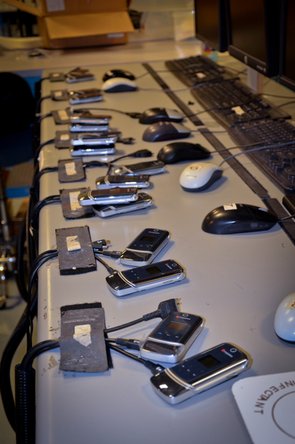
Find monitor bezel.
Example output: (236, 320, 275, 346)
(278, 0, 295, 91)
(194, 0, 231, 53)
(228, 0, 280, 78)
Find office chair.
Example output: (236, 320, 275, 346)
(0, 72, 36, 307)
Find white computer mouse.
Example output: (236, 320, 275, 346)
(102, 77, 138, 93)
(274, 292, 295, 343)
(179, 162, 223, 191)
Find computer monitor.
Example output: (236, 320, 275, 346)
(194, 0, 231, 53)
(228, 0, 280, 77)
(278, 0, 295, 91)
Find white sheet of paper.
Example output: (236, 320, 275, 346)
(232, 371, 295, 444)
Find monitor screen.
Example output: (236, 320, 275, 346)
(279, 0, 295, 91)
(228, 0, 280, 77)
(194, 0, 231, 53)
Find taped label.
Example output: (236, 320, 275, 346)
(58, 159, 86, 182)
(60, 188, 94, 219)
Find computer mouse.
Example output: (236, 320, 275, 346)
(274, 293, 295, 343)
(102, 69, 135, 82)
(202, 203, 278, 234)
(142, 121, 191, 142)
(102, 77, 138, 93)
(139, 107, 184, 124)
(157, 142, 211, 164)
(179, 162, 223, 191)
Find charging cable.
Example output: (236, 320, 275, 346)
(105, 298, 181, 333)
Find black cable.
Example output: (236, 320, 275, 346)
(96, 250, 122, 259)
(0, 250, 58, 431)
(109, 343, 164, 375)
(106, 149, 153, 174)
(218, 140, 295, 167)
(34, 138, 55, 162)
(71, 106, 141, 119)
(280, 214, 295, 221)
(27, 193, 39, 267)
(0, 303, 35, 431)
(30, 195, 61, 231)
(15, 340, 59, 444)
(94, 254, 116, 274)
(39, 76, 50, 82)
(109, 149, 153, 164)
(29, 250, 58, 290)
(105, 298, 181, 334)
(20, 340, 60, 369)
(35, 95, 51, 115)
(31, 166, 58, 200)
(276, 99, 295, 109)
(14, 212, 30, 304)
(37, 111, 53, 122)
(83, 160, 108, 168)
(106, 337, 141, 350)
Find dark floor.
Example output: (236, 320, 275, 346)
(0, 279, 27, 444)
(1, 158, 34, 444)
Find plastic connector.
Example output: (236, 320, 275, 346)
(132, 149, 153, 158)
(142, 298, 182, 322)
(92, 239, 111, 253)
(157, 298, 182, 318)
(126, 112, 142, 119)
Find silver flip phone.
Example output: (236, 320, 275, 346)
(119, 228, 170, 266)
(71, 133, 117, 146)
(92, 193, 153, 218)
(110, 160, 166, 176)
(78, 188, 138, 206)
(106, 259, 185, 297)
(140, 312, 204, 363)
(70, 123, 110, 133)
(150, 342, 250, 404)
(69, 88, 103, 104)
(70, 146, 116, 156)
(96, 174, 151, 190)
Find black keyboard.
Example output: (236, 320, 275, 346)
(165, 55, 235, 86)
(228, 119, 295, 192)
(166, 55, 295, 193)
(191, 79, 290, 128)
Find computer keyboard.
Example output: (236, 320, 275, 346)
(165, 55, 235, 86)
(191, 79, 290, 128)
(166, 55, 295, 193)
(228, 119, 295, 192)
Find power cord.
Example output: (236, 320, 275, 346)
(109, 343, 164, 375)
(15, 340, 60, 444)
(29, 195, 61, 231)
(0, 249, 58, 432)
(105, 298, 181, 333)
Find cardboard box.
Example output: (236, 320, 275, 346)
(2, 0, 134, 48)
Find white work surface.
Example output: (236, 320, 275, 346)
(35, 46, 295, 444)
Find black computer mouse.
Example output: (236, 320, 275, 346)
(142, 121, 191, 142)
(157, 142, 211, 164)
(202, 203, 278, 234)
(102, 69, 135, 82)
(139, 107, 184, 124)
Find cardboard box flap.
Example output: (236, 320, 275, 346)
(44, 0, 128, 15)
(45, 11, 134, 40)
